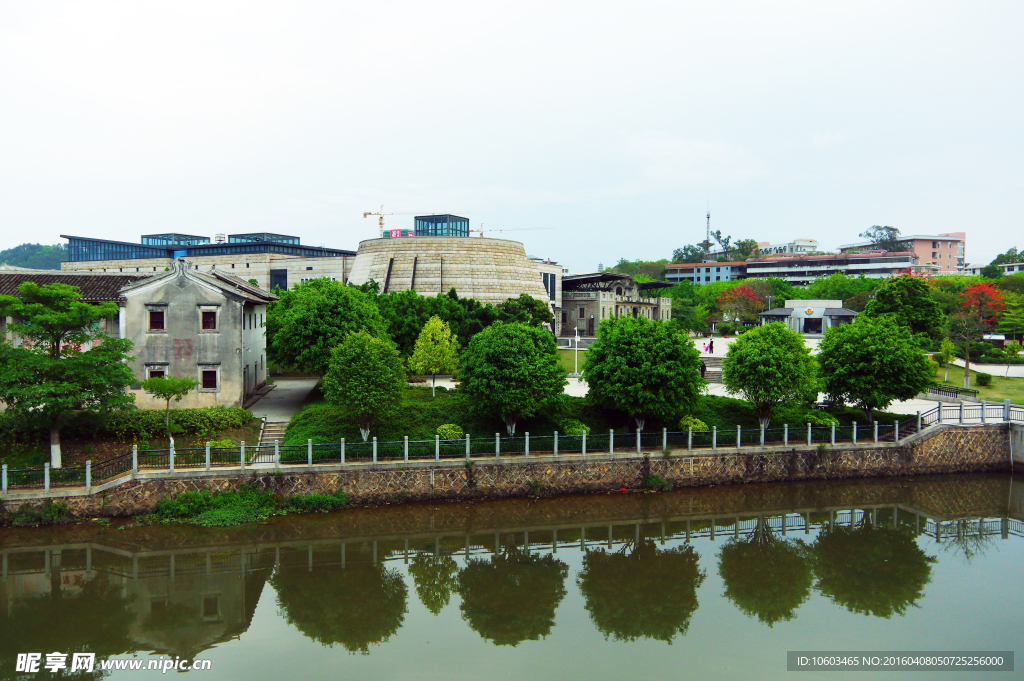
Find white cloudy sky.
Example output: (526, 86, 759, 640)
(1, 1, 1021, 271)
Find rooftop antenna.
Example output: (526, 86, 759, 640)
(699, 200, 713, 253)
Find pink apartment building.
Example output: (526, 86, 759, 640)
(839, 232, 965, 273)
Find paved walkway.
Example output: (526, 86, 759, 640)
(248, 378, 319, 421)
(950, 359, 1024, 378)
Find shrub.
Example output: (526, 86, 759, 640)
(931, 353, 946, 367)
(976, 372, 992, 386)
(678, 415, 709, 431)
(804, 411, 840, 426)
(208, 439, 235, 448)
(436, 424, 464, 440)
(153, 486, 280, 526)
(717, 322, 735, 336)
(642, 474, 669, 491)
(559, 419, 591, 436)
(288, 490, 349, 513)
(9, 500, 69, 527)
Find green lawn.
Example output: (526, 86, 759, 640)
(558, 348, 586, 375)
(933, 364, 1024, 404)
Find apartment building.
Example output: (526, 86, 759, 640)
(839, 233, 965, 273)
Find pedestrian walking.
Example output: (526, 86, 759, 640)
(709, 339, 714, 354)
(700, 361, 707, 378)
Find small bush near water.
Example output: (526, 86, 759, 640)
(4, 500, 70, 527)
(153, 484, 349, 527)
(436, 424, 464, 440)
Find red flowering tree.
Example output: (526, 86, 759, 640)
(948, 283, 1006, 388)
(717, 285, 765, 324)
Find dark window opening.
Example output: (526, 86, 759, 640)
(203, 596, 219, 618)
(202, 370, 218, 389)
(148, 369, 165, 379)
(202, 311, 217, 330)
(149, 310, 164, 331)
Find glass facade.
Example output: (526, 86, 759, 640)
(414, 215, 470, 237)
(62, 235, 352, 262)
(228, 233, 300, 245)
(141, 233, 210, 246)
(66, 237, 170, 262)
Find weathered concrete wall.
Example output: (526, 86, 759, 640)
(7, 424, 1009, 519)
(1011, 423, 1024, 472)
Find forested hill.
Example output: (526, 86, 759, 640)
(0, 243, 66, 270)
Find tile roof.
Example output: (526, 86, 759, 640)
(0, 272, 152, 303)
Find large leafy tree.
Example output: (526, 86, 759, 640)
(322, 331, 406, 441)
(858, 225, 908, 253)
(717, 285, 765, 323)
(810, 522, 935, 618)
(862, 274, 944, 338)
(458, 321, 566, 435)
(733, 238, 761, 260)
(267, 278, 388, 376)
(456, 546, 568, 646)
(817, 316, 933, 420)
(721, 322, 817, 428)
(671, 244, 707, 263)
(408, 553, 459, 615)
(804, 272, 878, 302)
(408, 316, 460, 396)
(949, 283, 1006, 388)
(576, 540, 705, 642)
(717, 518, 812, 627)
(585, 316, 704, 431)
(271, 556, 408, 653)
(139, 375, 200, 447)
(0, 282, 136, 467)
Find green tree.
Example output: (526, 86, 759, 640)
(810, 522, 935, 618)
(862, 274, 944, 338)
(672, 298, 709, 333)
(845, 291, 872, 312)
(733, 238, 761, 260)
(817, 316, 933, 420)
(322, 331, 405, 441)
(458, 321, 566, 435)
(494, 293, 555, 328)
(805, 272, 878, 302)
(721, 322, 817, 428)
(672, 244, 707, 263)
(576, 540, 705, 642)
(456, 545, 568, 646)
(1003, 341, 1021, 377)
(267, 278, 388, 376)
(584, 316, 704, 431)
(939, 337, 957, 366)
(139, 375, 200, 447)
(408, 553, 459, 615)
(0, 282, 136, 467)
(408, 316, 460, 396)
(717, 518, 812, 626)
(0, 242, 66, 269)
(858, 225, 908, 253)
(271, 556, 407, 653)
(996, 293, 1024, 340)
(950, 283, 1006, 389)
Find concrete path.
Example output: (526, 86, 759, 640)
(248, 378, 319, 421)
(950, 358, 1024, 378)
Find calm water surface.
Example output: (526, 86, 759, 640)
(1, 474, 1021, 681)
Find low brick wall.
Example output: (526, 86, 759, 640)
(4, 424, 1011, 518)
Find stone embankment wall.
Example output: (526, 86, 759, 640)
(5, 423, 1009, 519)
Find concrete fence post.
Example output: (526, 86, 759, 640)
(205, 442, 211, 471)
(495, 433, 500, 460)
(784, 424, 789, 447)
(240, 441, 245, 471)
(1, 464, 7, 495)
(636, 429, 641, 454)
(662, 427, 667, 452)
(169, 443, 175, 473)
(807, 423, 812, 446)
(404, 436, 409, 464)
(274, 440, 279, 469)
(737, 425, 741, 450)
(341, 438, 346, 465)
(981, 400, 987, 424)
(554, 431, 559, 457)
(435, 435, 440, 462)
(759, 425, 765, 448)
(959, 402, 964, 424)
(831, 423, 835, 445)
(609, 429, 614, 455)
(44, 463, 50, 492)
(938, 401, 943, 423)
(582, 430, 587, 456)
(372, 437, 377, 464)
(465, 434, 470, 461)
(895, 422, 900, 443)
(852, 422, 857, 445)
(525, 432, 530, 458)
(85, 460, 91, 493)
(917, 411, 922, 433)
(1005, 399, 1012, 421)
(712, 426, 717, 450)
(687, 427, 692, 451)
(132, 444, 138, 475)
(873, 421, 879, 444)
(308, 439, 313, 468)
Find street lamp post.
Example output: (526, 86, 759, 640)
(570, 327, 581, 377)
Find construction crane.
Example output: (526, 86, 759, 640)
(362, 207, 424, 237)
(470, 224, 555, 237)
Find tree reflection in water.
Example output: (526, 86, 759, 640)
(576, 539, 705, 642)
(456, 543, 568, 646)
(810, 518, 936, 618)
(271, 556, 407, 654)
(409, 553, 459, 615)
(717, 516, 812, 626)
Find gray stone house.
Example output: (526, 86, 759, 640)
(119, 260, 277, 409)
(758, 299, 858, 336)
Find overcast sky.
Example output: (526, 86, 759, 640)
(1, 1, 1021, 271)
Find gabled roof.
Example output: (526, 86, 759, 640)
(0, 271, 152, 303)
(759, 308, 794, 316)
(118, 260, 277, 303)
(824, 308, 859, 316)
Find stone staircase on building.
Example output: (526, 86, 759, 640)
(702, 356, 724, 383)
(259, 421, 289, 448)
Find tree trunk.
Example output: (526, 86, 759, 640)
(634, 416, 646, 432)
(862, 405, 872, 421)
(964, 348, 971, 389)
(50, 426, 62, 469)
(165, 399, 175, 449)
(505, 415, 517, 436)
(432, 373, 436, 397)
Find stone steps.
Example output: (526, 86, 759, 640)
(260, 422, 289, 447)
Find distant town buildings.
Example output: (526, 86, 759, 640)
(839, 232, 965, 273)
(664, 261, 746, 284)
(744, 251, 920, 285)
(560, 273, 671, 337)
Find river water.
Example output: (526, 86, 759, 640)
(1, 474, 1021, 680)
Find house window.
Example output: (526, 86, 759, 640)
(579, 307, 585, 319)
(202, 311, 217, 330)
(201, 369, 218, 390)
(561, 311, 567, 324)
(149, 310, 165, 331)
(203, 596, 220, 620)
(146, 367, 166, 379)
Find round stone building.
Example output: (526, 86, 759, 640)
(347, 236, 561, 311)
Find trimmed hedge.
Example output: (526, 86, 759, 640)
(0, 406, 253, 443)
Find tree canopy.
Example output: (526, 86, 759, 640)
(457, 321, 566, 435)
(862, 274, 944, 338)
(584, 316, 704, 430)
(721, 322, 818, 428)
(322, 331, 406, 441)
(408, 553, 459, 615)
(717, 285, 764, 322)
(671, 245, 708, 264)
(267, 278, 388, 376)
(408, 316, 460, 396)
(817, 316, 933, 420)
(858, 225, 908, 253)
(0, 242, 66, 270)
(0, 281, 136, 467)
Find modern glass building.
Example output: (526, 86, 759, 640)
(62, 234, 352, 262)
(228, 233, 301, 245)
(413, 215, 470, 237)
(141, 234, 211, 246)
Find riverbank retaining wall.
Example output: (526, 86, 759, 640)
(2, 423, 1011, 518)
